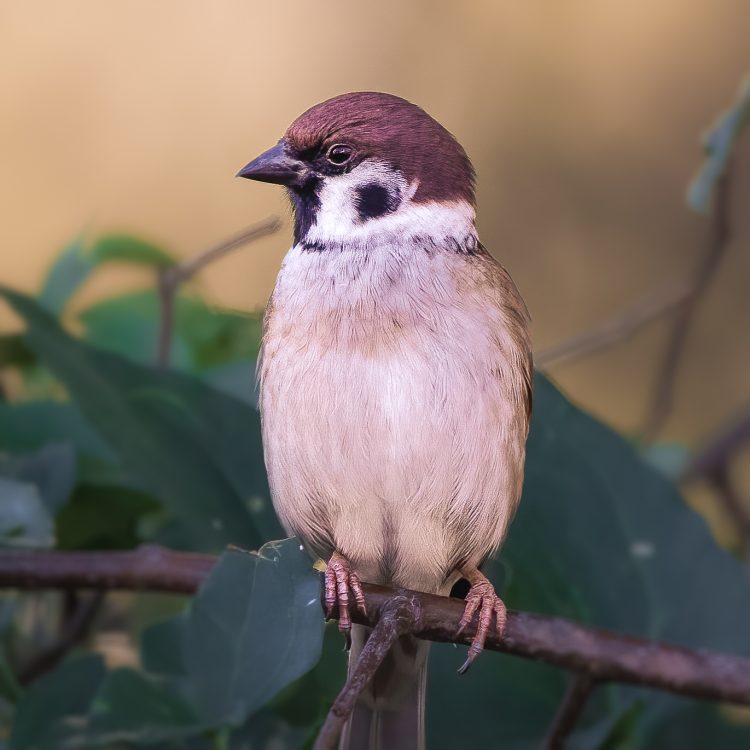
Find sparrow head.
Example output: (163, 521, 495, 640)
(238, 92, 476, 247)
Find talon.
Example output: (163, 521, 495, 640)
(324, 552, 365, 647)
(455, 569, 507, 674)
(349, 571, 367, 616)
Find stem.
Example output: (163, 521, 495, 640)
(156, 217, 281, 366)
(0, 547, 749, 707)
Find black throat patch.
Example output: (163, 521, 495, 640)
(288, 178, 321, 245)
(354, 182, 402, 222)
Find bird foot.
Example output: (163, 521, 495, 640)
(455, 571, 507, 674)
(324, 551, 367, 649)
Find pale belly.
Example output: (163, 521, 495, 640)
(260, 337, 526, 594)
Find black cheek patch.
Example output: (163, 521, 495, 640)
(354, 182, 401, 222)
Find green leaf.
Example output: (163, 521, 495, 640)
(0, 287, 280, 551)
(37, 234, 175, 317)
(0, 334, 35, 369)
(0, 443, 76, 514)
(9, 654, 105, 750)
(78, 291, 192, 369)
(90, 234, 175, 268)
(200, 361, 258, 406)
(0, 402, 112, 461)
(645, 702, 750, 750)
(182, 541, 324, 725)
(0, 644, 22, 703)
(687, 74, 750, 213)
(38, 236, 92, 315)
(56, 485, 160, 550)
(640, 443, 690, 481)
(228, 709, 309, 750)
(75, 669, 201, 746)
(38, 540, 324, 747)
(0, 401, 129, 488)
(141, 616, 187, 677)
(0, 478, 54, 548)
(78, 290, 263, 370)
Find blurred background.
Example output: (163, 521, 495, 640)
(3, 1, 749, 542)
(1, 3, 749, 746)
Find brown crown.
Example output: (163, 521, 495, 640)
(285, 92, 476, 206)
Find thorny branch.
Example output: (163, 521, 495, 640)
(1, 545, 750, 748)
(156, 217, 281, 366)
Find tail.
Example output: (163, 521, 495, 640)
(339, 624, 429, 750)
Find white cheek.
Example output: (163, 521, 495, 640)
(310, 161, 408, 239)
(304, 161, 476, 249)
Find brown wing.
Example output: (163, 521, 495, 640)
(475, 242, 533, 424)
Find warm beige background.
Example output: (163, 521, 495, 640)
(2, 2, 749, 534)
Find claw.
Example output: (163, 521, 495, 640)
(455, 572, 507, 674)
(323, 552, 367, 648)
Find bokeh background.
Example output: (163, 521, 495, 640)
(2, 1, 749, 538)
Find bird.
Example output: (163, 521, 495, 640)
(238, 92, 532, 750)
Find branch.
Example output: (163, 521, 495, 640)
(543, 673, 597, 750)
(314, 593, 420, 750)
(682, 409, 750, 551)
(1, 546, 749, 708)
(353, 581, 750, 706)
(538, 156, 736, 433)
(535, 279, 691, 368)
(18, 591, 104, 685)
(156, 217, 281, 366)
(683, 408, 750, 482)
(0, 546, 215, 593)
(640, 164, 734, 440)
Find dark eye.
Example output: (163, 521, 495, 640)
(326, 144, 353, 165)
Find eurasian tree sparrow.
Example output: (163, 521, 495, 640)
(239, 92, 532, 750)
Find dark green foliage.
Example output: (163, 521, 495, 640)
(9, 654, 106, 749)
(0, 443, 76, 514)
(8, 543, 324, 749)
(56, 486, 160, 550)
(1, 287, 280, 552)
(78, 291, 263, 371)
(427, 374, 750, 748)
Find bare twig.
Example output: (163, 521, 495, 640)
(683, 408, 750, 482)
(156, 217, 281, 366)
(18, 591, 104, 685)
(681, 411, 750, 553)
(0, 545, 214, 593)
(356, 582, 750, 706)
(543, 673, 597, 750)
(536, 279, 691, 368)
(710, 468, 750, 555)
(1, 546, 749, 709)
(314, 594, 421, 750)
(640, 165, 734, 440)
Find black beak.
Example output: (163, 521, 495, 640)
(236, 140, 308, 187)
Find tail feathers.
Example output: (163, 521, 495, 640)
(340, 625, 428, 750)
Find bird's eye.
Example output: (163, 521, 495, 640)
(326, 144, 353, 165)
